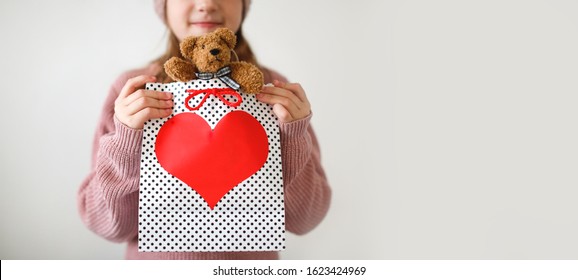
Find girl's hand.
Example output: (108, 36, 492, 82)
(114, 75, 173, 129)
(256, 80, 311, 123)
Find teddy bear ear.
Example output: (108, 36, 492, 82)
(180, 36, 197, 58)
(214, 28, 237, 49)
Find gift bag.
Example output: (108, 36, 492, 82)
(138, 78, 285, 252)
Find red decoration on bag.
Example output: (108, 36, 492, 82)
(154, 111, 269, 209)
(185, 88, 242, 111)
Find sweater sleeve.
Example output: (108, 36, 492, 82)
(77, 70, 148, 242)
(269, 70, 332, 235)
(279, 115, 332, 235)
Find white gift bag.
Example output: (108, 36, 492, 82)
(138, 78, 285, 252)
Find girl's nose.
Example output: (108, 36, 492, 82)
(197, 0, 217, 12)
(210, 49, 220, 56)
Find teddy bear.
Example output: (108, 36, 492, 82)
(164, 28, 264, 94)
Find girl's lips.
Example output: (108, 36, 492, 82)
(191, 22, 222, 28)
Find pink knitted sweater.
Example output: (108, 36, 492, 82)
(77, 64, 331, 259)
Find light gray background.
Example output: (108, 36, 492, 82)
(0, 0, 576, 259)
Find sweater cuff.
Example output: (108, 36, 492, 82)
(278, 113, 312, 139)
(112, 116, 144, 155)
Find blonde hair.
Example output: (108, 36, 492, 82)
(151, 28, 269, 83)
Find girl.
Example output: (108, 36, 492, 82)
(78, 0, 331, 260)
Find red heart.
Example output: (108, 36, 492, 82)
(155, 111, 269, 209)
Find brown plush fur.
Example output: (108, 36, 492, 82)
(164, 28, 264, 94)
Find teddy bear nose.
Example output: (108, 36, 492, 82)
(210, 49, 220, 56)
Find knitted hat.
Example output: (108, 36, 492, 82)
(154, 0, 251, 23)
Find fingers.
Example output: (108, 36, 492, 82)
(257, 80, 311, 122)
(258, 88, 301, 111)
(272, 103, 293, 122)
(131, 107, 173, 125)
(123, 89, 172, 107)
(119, 75, 157, 98)
(260, 81, 304, 107)
(273, 80, 309, 104)
(115, 75, 174, 129)
(124, 94, 173, 116)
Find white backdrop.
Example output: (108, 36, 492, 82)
(0, 0, 577, 259)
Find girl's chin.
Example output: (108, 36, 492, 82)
(177, 24, 235, 39)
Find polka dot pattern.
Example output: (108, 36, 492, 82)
(138, 79, 285, 252)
